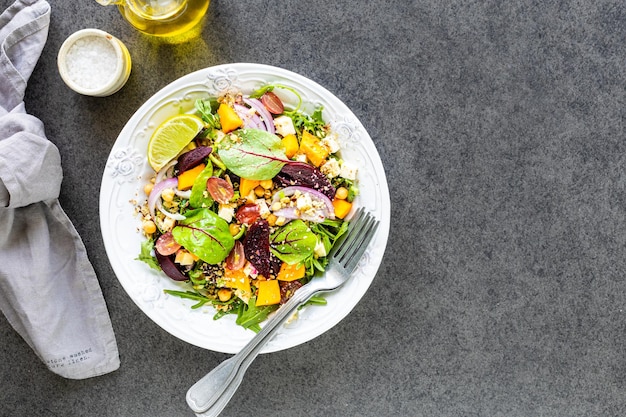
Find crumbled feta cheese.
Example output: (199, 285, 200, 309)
(296, 192, 313, 212)
(244, 261, 258, 278)
(321, 133, 340, 153)
(321, 158, 341, 178)
(273, 115, 296, 136)
(235, 288, 251, 304)
(275, 216, 287, 226)
(158, 216, 176, 232)
(294, 153, 308, 163)
(340, 161, 358, 180)
(314, 238, 327, 258)
(256, 199, 270, 218)
(218, 204, 235, 222)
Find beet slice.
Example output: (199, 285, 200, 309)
(243, 218, 271, 278)
(155, 251, 188, 281)
(279, 280, 303, 304)
(177, 146, 212, 174)
(275, 162, 336, 199)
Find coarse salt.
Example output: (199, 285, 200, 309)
(65, 36, 118, 90)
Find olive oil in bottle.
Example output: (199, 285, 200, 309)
(99, 0, 210, 37)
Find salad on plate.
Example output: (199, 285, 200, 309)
(135, 85, 360, 332)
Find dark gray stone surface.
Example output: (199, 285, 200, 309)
(2, 0, 626, 415)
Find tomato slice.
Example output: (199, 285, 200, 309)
(225, 241, 246, 270)
(235, 203, 260, 225)
(155, 232, 181, 256)
(261, 91, 284, 114)
(207, 177, 234, 204)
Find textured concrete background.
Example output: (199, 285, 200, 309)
(2, 0, 626, 416)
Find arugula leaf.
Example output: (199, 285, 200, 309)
(136, 238, 160, 270)
(195, 99, 221, 130)
(235, 296, 277, 333)
(270, 220, 317, 264)
(172, 208, 235, 264)
(248, 85, 275, 99)
(284, 107, 326, 137)
(163, 289, 213, 309)
(217, 129, 288, 180)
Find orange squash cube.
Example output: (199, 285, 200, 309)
(239, 178, 260, 198)
(299, 131, 329, 167)
(276, 262, 306, 282)
(256, 279, 281, 306)
(223, 267, 251, 293)
(281, 134, 299, 158)
(217, 103, 243, 133)
(332, 198, 352, 219)
(177, 163, 206, 190)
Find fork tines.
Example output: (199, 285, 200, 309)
(332, 207, 380, 273)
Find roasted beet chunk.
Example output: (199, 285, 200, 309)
(155, 251, 188, 281)
(269, 252, 282, 277)
(274, 162, 336, 199)
(243, 218, 271, 278)
(280, 280, 303, 304)
(176, 146, 212, 174)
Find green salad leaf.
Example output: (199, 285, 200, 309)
(136, 238, 160, 270)
(270, 220, 317, 264)
(235, 296, 277, 333)
(172, 208, 234, 264)
(217, 129, 288, 180)
(195, 99, 221, 130)
(189, 163, 214, 209)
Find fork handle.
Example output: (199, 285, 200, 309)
(186, 281, 325, 415)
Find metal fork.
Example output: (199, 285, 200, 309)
(186, 207, 379, 416)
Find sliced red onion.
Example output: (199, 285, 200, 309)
(175, 189, 192, 199)
(156, 200, 186, 221)
(234, 103, 264, 130)
(148, 177, 186, 221)
(244, 98, 275, 134)
(271, 185, 335, 222)
(272, 207, 298, 219)
(155, 159, 177, 183)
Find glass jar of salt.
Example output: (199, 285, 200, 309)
(58, 29, 131, 97)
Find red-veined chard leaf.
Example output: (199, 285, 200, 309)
(270, 220, 317, 264)
(218, 129, 288, 180)
(172, 208, 234, 264)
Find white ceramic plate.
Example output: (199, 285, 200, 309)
(100, 63, 390, 354)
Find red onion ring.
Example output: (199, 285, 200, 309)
(234, 103, 264, 130)
(244, 98, 275, 134)
(148, 177, 186, 221)
(271, 185, 335, 222)
(155, 159, 177, 183)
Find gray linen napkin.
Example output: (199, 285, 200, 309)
(0, 0, 120, 379)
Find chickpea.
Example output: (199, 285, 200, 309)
(335, 186, 349, 200)
(254, 186, 265, 197)
(142, 220, 156, 235)
(144, 183, 154, 196)
(161, 188, 175, 202)
(266, 213, 277, 226)
(260, 179, 273, 189)
(217, 288, 232, 302)
(229, 223, 241, 236)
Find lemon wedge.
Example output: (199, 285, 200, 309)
(147, 114, 205, 172)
